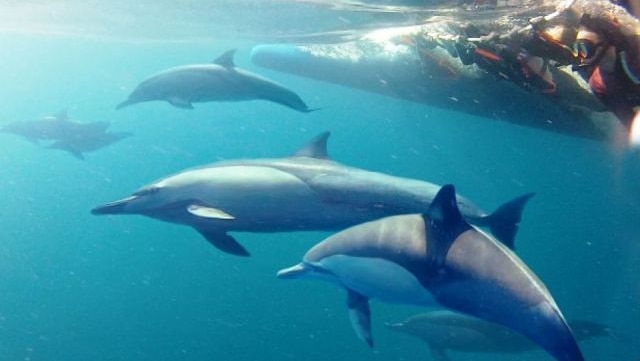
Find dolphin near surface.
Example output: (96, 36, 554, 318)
(277, 184, 584, 361)
(91, 131, 533, 256)
(250, 25, 622, 141)
(386, 311, 610, 361)
(116, 49, 317, 113)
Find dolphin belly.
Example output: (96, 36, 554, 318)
(310, 255, 436, 306)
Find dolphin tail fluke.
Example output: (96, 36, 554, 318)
(346, 289, 373, 348)
(480, 192, 535, 249)
(195, 228, 250, 257)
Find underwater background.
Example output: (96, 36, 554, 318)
(0, 1, 639, 360)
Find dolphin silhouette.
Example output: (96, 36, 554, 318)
(277, 184, 584, 361)
(47, 129, 132, 160)
(91, 132, 533, 256)
(116, 49, 317, 112)
(0, 109, 101, 144)
(386, 311, 609, 361)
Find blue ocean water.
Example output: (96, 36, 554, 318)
(1, 2, 639, 361)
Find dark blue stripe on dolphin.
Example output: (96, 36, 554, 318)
(277, 184, 584, 361)
(91, 131, 533, 256)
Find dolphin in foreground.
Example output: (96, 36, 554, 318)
(277, 184, 584, 361)
(250, 25, 621, 141)
(386, 311, 609, 361)
(116, 49, 317, 113)
(91, 132, 533, 256)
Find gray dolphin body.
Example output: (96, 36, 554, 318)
(48, 129, 132, 160)
(91, 132, 533, 256)
(277, 184, 583, 361)
(250, 24, 621, 140)
(0, 109, 105, 143)
(386, 311, 609, 361)
(116, 50, 316, 112)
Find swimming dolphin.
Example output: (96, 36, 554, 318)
(47, 129, 132, 160)
(276, 184, 584, 361)
(250, 24, 621, 141)
(91, 132, 533, 256)
(386, 311, 609, 361)
(116, 49, 317, 113)
(0, 109, 106, 144)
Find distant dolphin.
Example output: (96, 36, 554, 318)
(0, 109, 99, 143)
(91, 132, 533, 256)
(386, 311, 610, 361)
(48, 129, 132, 160)
(116, 49, 317, 113)
(277, 184, 584, 361)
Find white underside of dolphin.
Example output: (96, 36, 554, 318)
(277, 184, 584, 361)
(91, 131, 534, 256)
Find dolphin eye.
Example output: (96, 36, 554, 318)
(134, 186, 160, 196)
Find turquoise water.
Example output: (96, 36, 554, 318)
(1, 2, 639, 361)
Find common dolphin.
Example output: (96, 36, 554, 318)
(276, 184, 584, 361)
(91, 132, 533, 256)
(116, 49, 317, 112)
(0, 109, 106, 143)
(386, 311, 609, 361)
(250, 24, 621, 141)
(47, 129, 132, 160)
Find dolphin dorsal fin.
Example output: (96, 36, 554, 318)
(291, 131, 331, 159)
(423, 184, 471, 269)
(213, 49, 237, 68)
(55, 108, 69, 121)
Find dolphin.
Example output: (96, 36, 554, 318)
(47, 129, 132, 160)
(91, 131, 533, 256)
(276, 184, 584, 361)
(0, 109, 103, 143)
(386, 311, 610, 361)
(250, 24, 622, 141)
(115, 49, 317, 113)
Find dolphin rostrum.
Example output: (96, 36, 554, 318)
(277, 184, 584, 361)
(115, 49, 317, 113)
(91, 132, 533, 256)
(386, 311, 610, 361)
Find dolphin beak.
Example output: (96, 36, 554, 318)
(276, 263, 308, 279)
(115, 99, 134, 110)
(91, 195, 137, 215)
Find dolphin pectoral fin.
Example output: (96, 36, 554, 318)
(346, 289, 373, 348)
(166, 97, 194, 109)
(291, 131, 331, 159)
(195, 228, 250, 257)
(55, 108, 69, 121)
(212, 49, 237, 68)
(477, 192, 535, 250)
(429, 346, 451, 361)
(424, 184, 472, 269)
(187, 204, 235, 220)
(68, 149, 85, 160)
